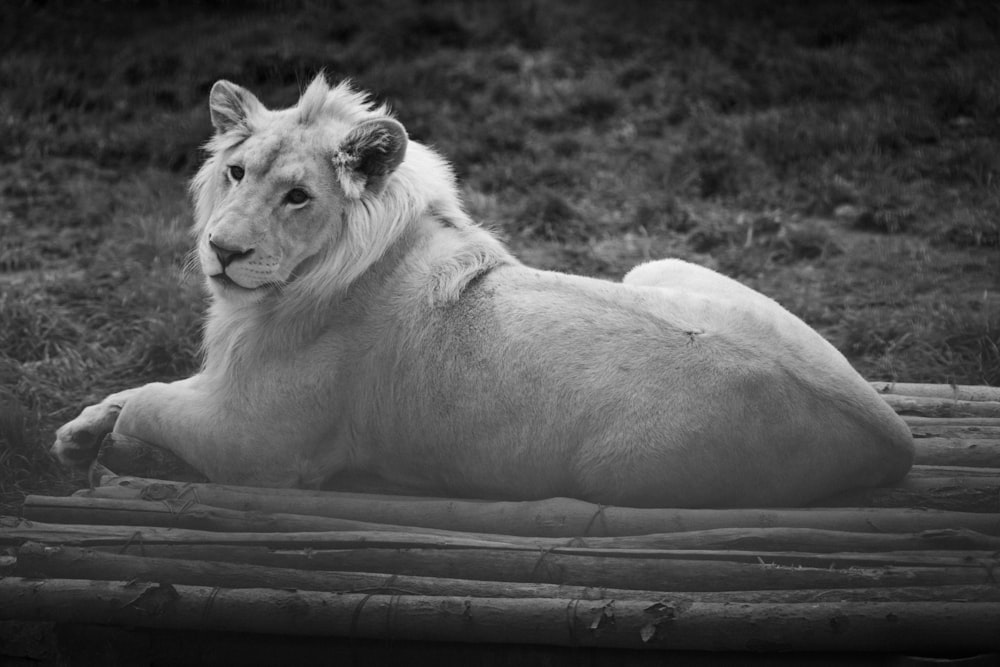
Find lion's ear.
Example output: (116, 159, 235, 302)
(335, 118, 408, 198)
(209, 80, 263, 134)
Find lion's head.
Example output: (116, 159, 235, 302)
(191, 75, 417, 306)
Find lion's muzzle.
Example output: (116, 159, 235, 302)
(209, 238, 254, 268)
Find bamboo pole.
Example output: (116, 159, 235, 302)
(1, 577, 996, 652)
(21, 542, 1000, 604)
(6, 518, 1000, 553)
(871, 382, 1000, 403)
(24, 490, 1000, 537)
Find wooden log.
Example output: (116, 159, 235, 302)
(23, 491, 1000, 537)
(880, 393, 1000, 418)
(0, 622, 882, 667)
(6, 517, 1000, 553)
(95, 475, 1000, 533)
(821, 465, 1000, 512)
(7, 521, 998, 571)
(913, 437, 1000, 467)
(22, 493, 406, 533)
(904, 416, 1000, 433)
(901, 464, 1000, 479)
(73, 540, 998, 592)
(2, 577, 997, 652)
(821, 484, 998, 512)
(22, 542, 1000, 604)
(0, 518, 524, 549)
(54, 538, 1000, 580)
(87, 472, 1000, 513)
(28, 489, 1000, 538)
(871, 382, 1000, 403)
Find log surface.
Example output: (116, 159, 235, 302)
(6, 518, 1000, 552)
(2, 577, 998, 652)
(16, 542, 1000, 604)
(880, 394, 1000, 418)
(871, 381, 1000, 403)
(77, 542, 999, 592)
(22, 489, 1000, 536)
(4, 381, 1000, 657)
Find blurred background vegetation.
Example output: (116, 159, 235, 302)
(1, 0, 998, 503)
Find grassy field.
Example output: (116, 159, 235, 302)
(1, 0, 998, 504)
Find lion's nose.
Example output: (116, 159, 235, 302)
(209, 239, 254, 268)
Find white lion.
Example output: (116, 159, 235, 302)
(52, 74, 914, 507)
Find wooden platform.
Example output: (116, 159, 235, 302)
(2, 382, 1000, 665)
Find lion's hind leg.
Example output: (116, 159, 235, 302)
(623, 258, 781, 310)
(623, 258, 745, 293)
(622, 258, 693, 289)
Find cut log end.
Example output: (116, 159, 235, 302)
(96, 433, 208, 484)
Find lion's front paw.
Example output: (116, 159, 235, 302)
(51, 401, 123, 468)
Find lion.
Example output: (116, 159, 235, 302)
(51, 74, 914, 507)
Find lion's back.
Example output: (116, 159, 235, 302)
(365, 263, 913, 506)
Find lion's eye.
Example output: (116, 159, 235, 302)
(228, 165, 245, 182)
(285, 188, 310, 206)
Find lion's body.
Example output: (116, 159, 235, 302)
(53, 75, 914, 507)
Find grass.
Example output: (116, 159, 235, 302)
(1, 0, 998, 503)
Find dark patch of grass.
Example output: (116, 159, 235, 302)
(668, 115, 773, 200)
(676, 208, 843, 278)
(516, 189, 583, 243)
(938, 204, 1000, 248)
(631, 195, 696, 235)
(933, 138, 1000, 190)
(768, 220, 845, 264)
(742, 106, 877, 176)
(842, 297, 1000, 386)
(744, 48, 879, 108)
(567, 88, 620, 124)
(851, 208, 915, 235)
(0, 289, 86, 363)
(932, 66, 1000, 125)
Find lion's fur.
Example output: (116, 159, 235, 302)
(56, 74, 915, 507)
(188, 77, 510, 376)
